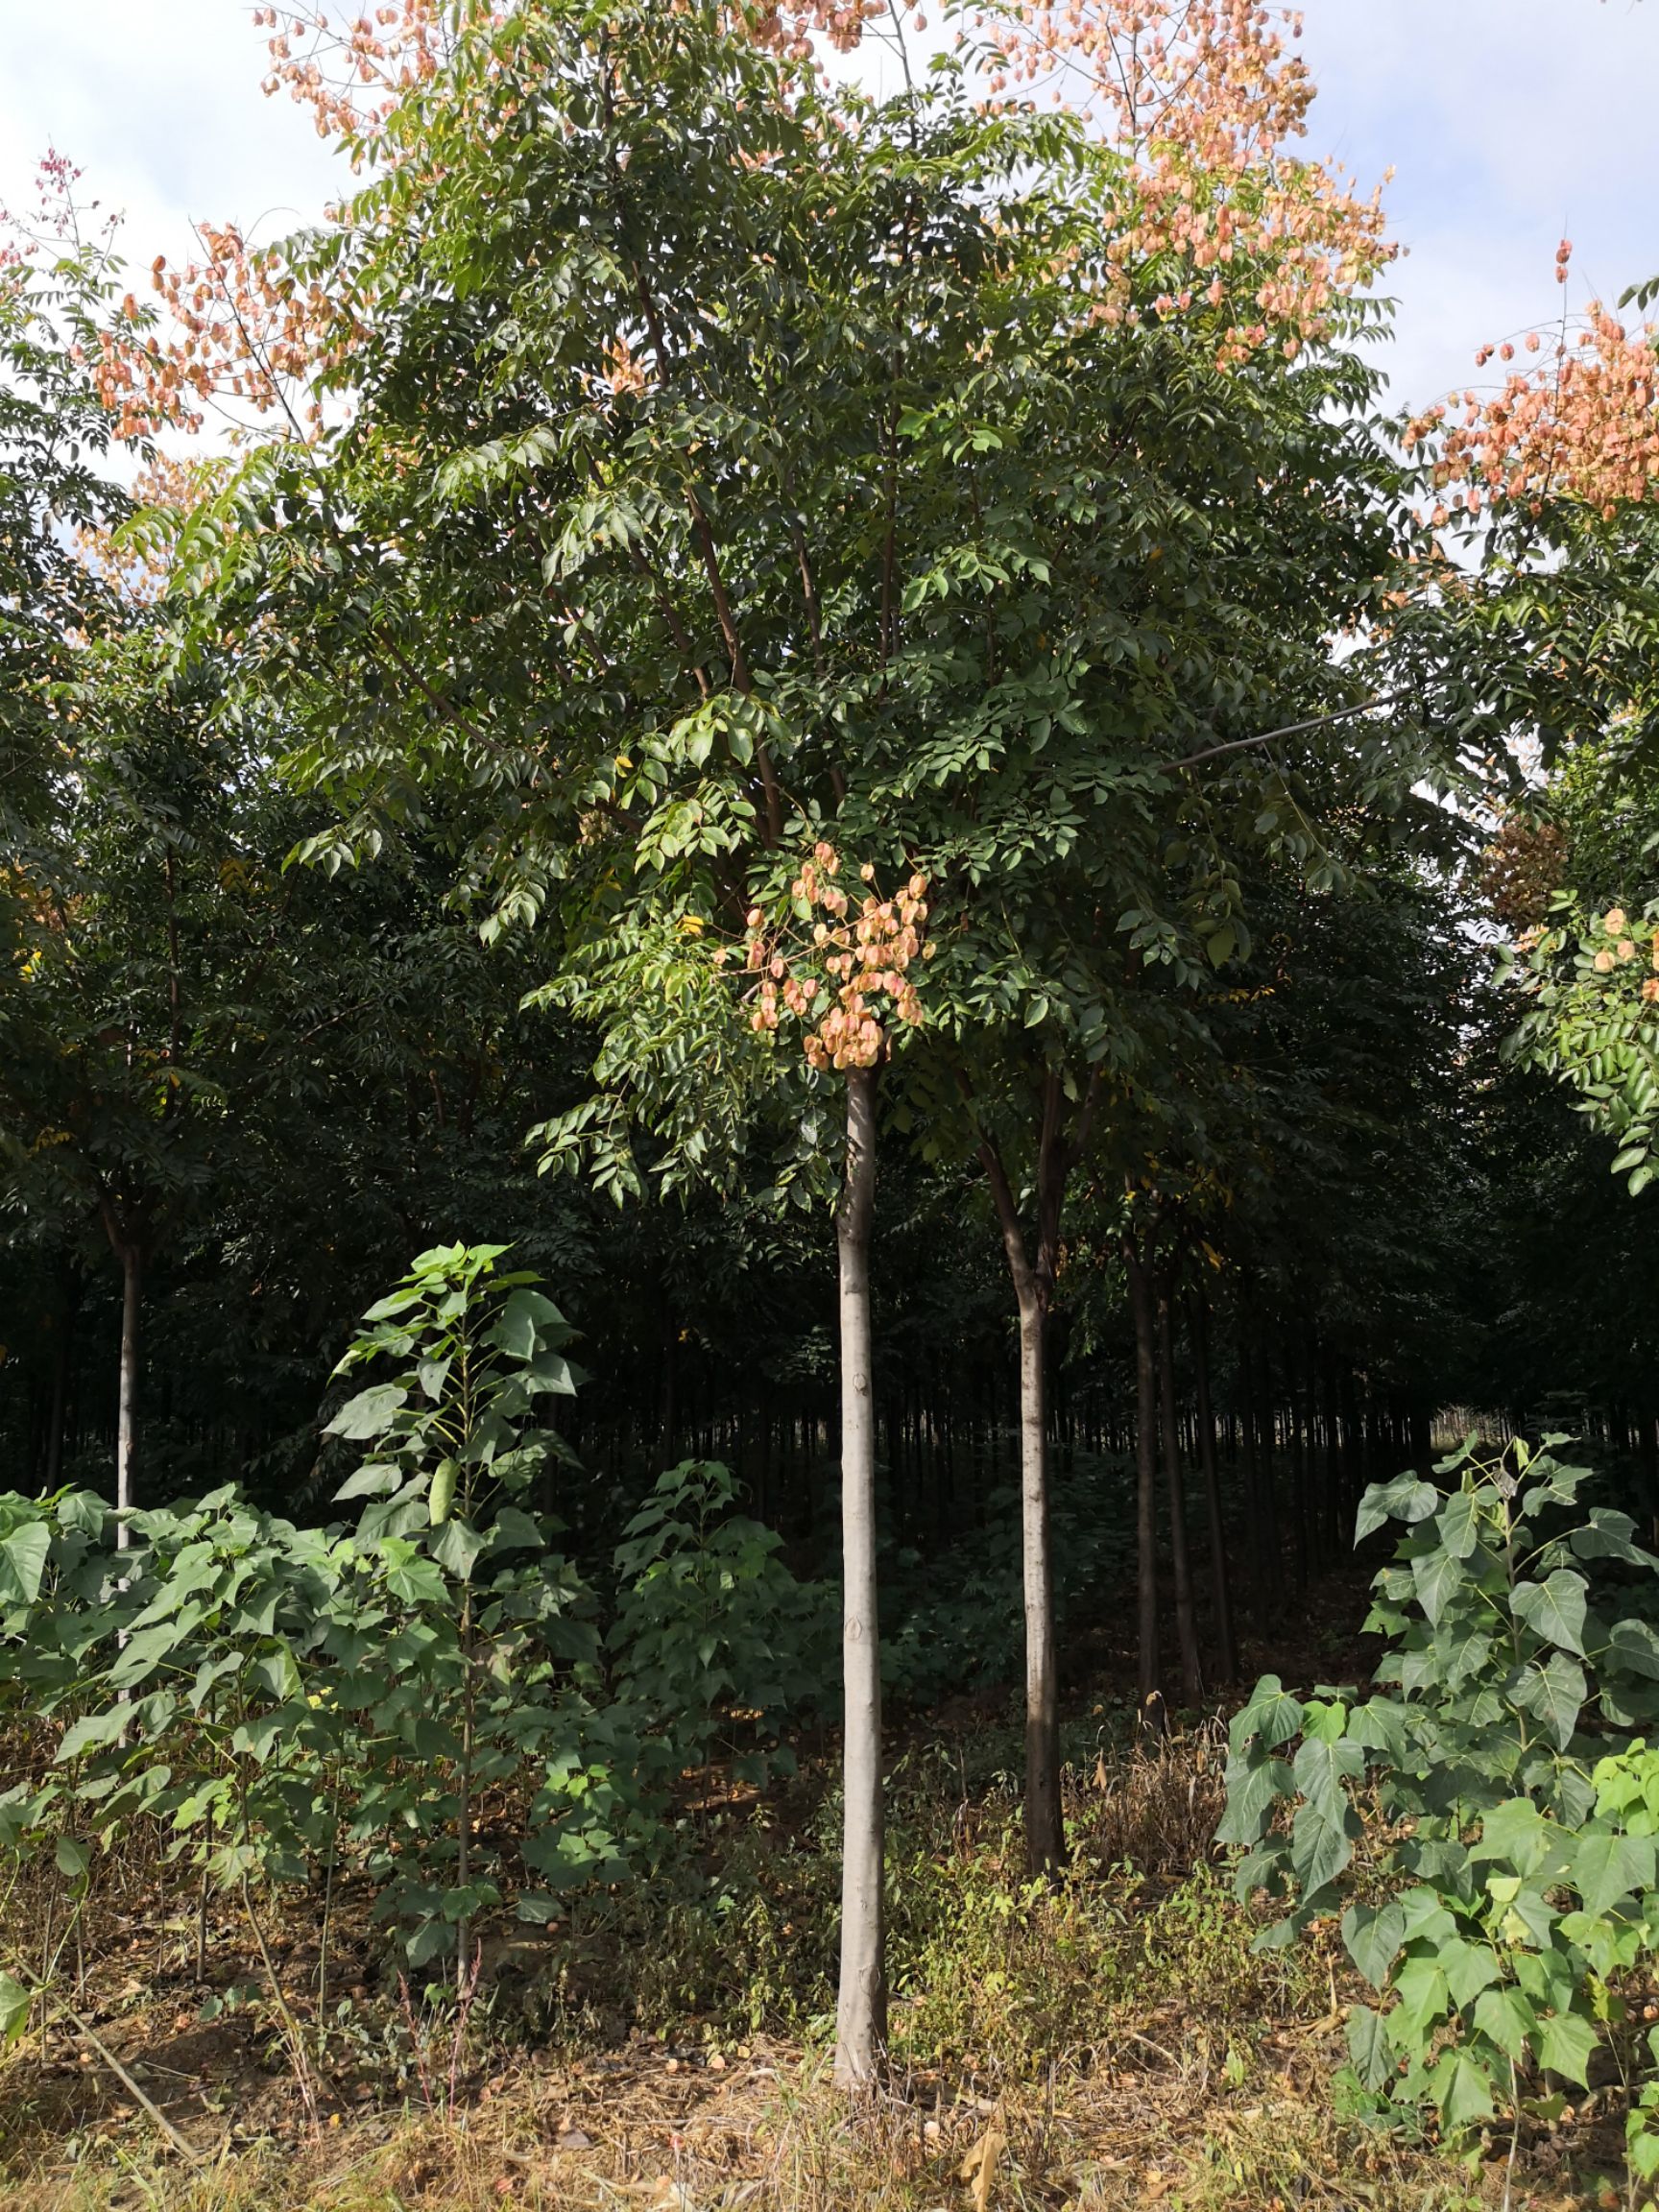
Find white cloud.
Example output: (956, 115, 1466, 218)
(1292, 0, 1659, 408)
(0, 2, 341, 272)
(1, 0, 1654, 419)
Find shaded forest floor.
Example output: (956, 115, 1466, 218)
(0, 1562, 1627, 2211)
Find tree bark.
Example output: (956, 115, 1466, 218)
(1189, 1293, 1238, 1685)
(978, 1070, 1090, 1879)
(1125, 1241, 1164, 1730)
(115, 1240, 142, 1552)
(1014, 1287, 1061, 1871)
(833, 1064, 885, 2088)
(44, 1267, 79, 1493)
(1155, 1284, 1203, 1706)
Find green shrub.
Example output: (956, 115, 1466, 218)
(1222, 1434, 1659, 2167)
(610, 1458, 834, 1782)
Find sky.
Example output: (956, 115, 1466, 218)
(1, 1, 1656, 418)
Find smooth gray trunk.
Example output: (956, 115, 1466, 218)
(116, 1242, 141, 1552)
(833, 1063, 884, 2088)
(1017, 1295, 1062, 1871)
(1127, 1248, 1164, 1729)
(1155, 1287, 1203, 1705)
(1189, 1294, 1238, 1683)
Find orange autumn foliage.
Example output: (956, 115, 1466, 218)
(733, 844, 930, 1070)
(980, 1, 1393, 363)
(1409, 243, 1659, 522)
(89, 2, 1392, 447)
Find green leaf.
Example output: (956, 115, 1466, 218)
(1442, 1936, 1502, 2008)
(1356, 1474, 1438, 1543)
(382, 1551, 447, 1607)
(1474, 1984, 1536, 2060)
(1431, 2049, 1495, 2135)
(1512, 1570, 1588, 1658)
(489, 1505, 545, 1553)
(493, 1286, 564, 1361)
(1346, 2003, 1391, 2091)
(1228, 1674, 1304, 1752)
(1291, 1734, 1362, 1824)
(1608, 1617, 1659, 1680)
(1216, 1752, 1292, 1846)
(429, 1459, 459, 1527)
(0, 1522, 51, 1608)
(430, 1519, 486, 1583)
(1341, 1900, 1405, 1990)
(1411, 1544, 1461, 1628)
(1572, 1828, 1655, 1919)
(1437, 1488, 1479, 1560)
(56, 1706, 132, 1761)
(1535, 2008, 1599, 2086)
(0, 1973, 31, 2050)
(1289, 1802, 1350, 1894)
(1394, 1954, 1450, 2031)
(1473, 1797, 1554, 1879)
(1572, 1509, 1655, 1568)
(54, 1837, 89, 1881)
(1512, 1650, 1587, 1750)
(325, 1384, 408, 1441)
(335, 1463, 401, 1502)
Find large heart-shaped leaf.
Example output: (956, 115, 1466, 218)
(0, 1523, 50, 1609)
(1512, 1650, 1586, 1750)
(1356, 1475, 1439, 1544)
(1342, 1900, 1406, 1990)
(325, 1383, 408, 1441)
(1512, 1570, 1588, 1658)
(1347, 2003, 1391, 2091)
(1411, 1544, 1462, 1628)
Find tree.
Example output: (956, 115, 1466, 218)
(94, 0, 1439, 1909)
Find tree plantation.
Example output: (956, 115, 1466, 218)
(5, 4, 1659, 2206)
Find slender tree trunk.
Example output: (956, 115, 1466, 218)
(1126, 1244, 1164, 1730)
(980, 1077, 1086, 1879)
(1015, 1288, 1062, 1871)
(115, 1241, 142, 1552)
(1155, 1286, 1203, 1706)
(44, 1269, 79, 1493)
(833, 1065, 884, 2088)
(1189, 1294, 1238, 1684)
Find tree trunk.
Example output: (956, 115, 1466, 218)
(980, 1073, 1088, 1880)
(115, 1241, 142, 1552)
(833, 1064, 884, 2088)
(44, 1268, 79, 1492)
(1015, 1288, 1062, 1872)
(1189, 1294, 1238, 1684)
(1155, 1286, 1203, 1706)
(1125, 1243, 1164, 1730)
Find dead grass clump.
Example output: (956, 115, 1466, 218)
(1073, 1719, 1228, 1879)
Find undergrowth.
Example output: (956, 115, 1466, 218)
(0, 1722, 1607, 2211)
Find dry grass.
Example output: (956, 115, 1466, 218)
(0, 1726, 1630, 2212)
